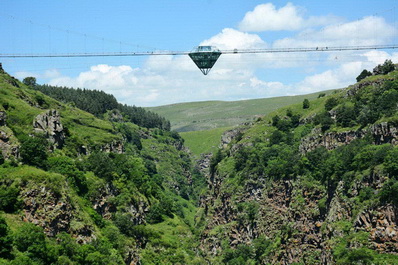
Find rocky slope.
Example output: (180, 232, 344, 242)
(0, 68, 205, 264)
(198, 68, 398, 264)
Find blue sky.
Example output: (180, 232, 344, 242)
(1, 1, 398, 106)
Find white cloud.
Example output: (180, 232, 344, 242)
(296, 61, 369, 94)
(200, 28, 267, 50)
(15, 68, 61, 81)
(35, 5, 397, 108)
(238, 3, 341, 32)
(274, 16, 396, 48)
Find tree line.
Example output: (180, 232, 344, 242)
(24, 79, 170, 130)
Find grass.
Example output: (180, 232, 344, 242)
(0, 72, 121, 149)
(148, 89, 336, 132)
(181, 126, 231, 156)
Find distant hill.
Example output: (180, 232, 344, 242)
(148, 90, 336, 132)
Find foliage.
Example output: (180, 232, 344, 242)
(324, 97, 339, 111)
(47, 156, 88, 194)
(22, 77, 36, 88)
(0, 184, 21, 213)
(34, 84, 170, 130)
(210, 149, 224, 174)
(13, 223, 55, 263)
(0, 216, 12, 259)
(335, 103, 356, 127)
(148, 89, 335, 131)
(313, 111, 334, 131)
(302, 98, 310, 109)
(19, 136, 48, 169)
(356, 69, 372, 82)
(373, 59, 395, 75)
(384, 147, 398, 177)
(379, 178, 398, 205)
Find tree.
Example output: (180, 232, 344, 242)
(0, 152, 4, 165)
(13, 223, 51, 262)
(0, 215, 13, 259)
(356, 69, 372, 82)
(19, 136, 48, 168)
(325, 97, 339, 111)
(303, 99, 310, 109)
(373, 59, 395, 75)
(23, 77, 37, 88)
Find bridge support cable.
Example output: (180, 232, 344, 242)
(1, 44, 398, 58)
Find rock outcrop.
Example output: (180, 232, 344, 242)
(0, 111, 6, 126)
(33, 109, 65, 149)
(370, 122, 398, 145)
(220, 126, 248, 148)
(355, 204, 398, 254)
(300, 122, 398, 153)
(0, 111, 19, 159)
(101, 140, 124, 154)
(299, 128, 365, 153)
(21, 185, 95, 243)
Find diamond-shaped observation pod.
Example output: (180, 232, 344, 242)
(189, 46, 222, 75)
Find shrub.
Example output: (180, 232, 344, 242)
(356, 69, 372, 82)
(384, 148, 398, 177)
(48, 156, 87, 194)
(373, 59, 395, 75)
(336, 104, 356, 127)
(303, 99, 310, 109)
(13, 223, 54, 263)
(19, 136, 48, 168)
(0, 215, 13, 259)
(314, 111, 334, 132)
(379, 179, 398, 205)
(324, 97, 339, 111)
(22, 77, 37, 88)
(0, 184, 21, 213)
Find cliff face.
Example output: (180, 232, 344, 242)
(0, 111, 19, 159)
(198, 73, 398, 264)
(34, 109, 66, 149)
(0, 69, 202, 264)
(200, 129, 398, 264)
(299, 122, 398, 154)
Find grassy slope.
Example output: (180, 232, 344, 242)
(0, 72, 207, 264)
(148, 89, 335, 132)
(0, 73, 121, 146)
(180, 127, 231, 157)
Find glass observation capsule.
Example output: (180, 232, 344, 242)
(188, 46, 222, 75)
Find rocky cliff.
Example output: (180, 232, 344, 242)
(197, 72, 398, 264)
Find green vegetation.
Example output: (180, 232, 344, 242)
(33, 82, 170, 130)
(148, 89, 336, 132)
(180, 126, 231, 156)
(200, 63, 398, 263)
(0, 70, 205, 264)
(1, 61, 398, 264)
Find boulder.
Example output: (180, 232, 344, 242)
(33, 109, 65, 149)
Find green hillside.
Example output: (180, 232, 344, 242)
(2, 60, 398, 264)
(180, 127, 230, 157)
(148, 90, 335, 132)
(199, 65, 398, 264)
(0, 68, 207, 264)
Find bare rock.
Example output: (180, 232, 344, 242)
(101, 140, 124, 154)
(299, 129, 364, 153)
(370, 122, 398, 145)
(0, 111, 6, 126)
(220, 126, 248, 148)
(33, 109, 65, 149)
(0, 118, 20, 159)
